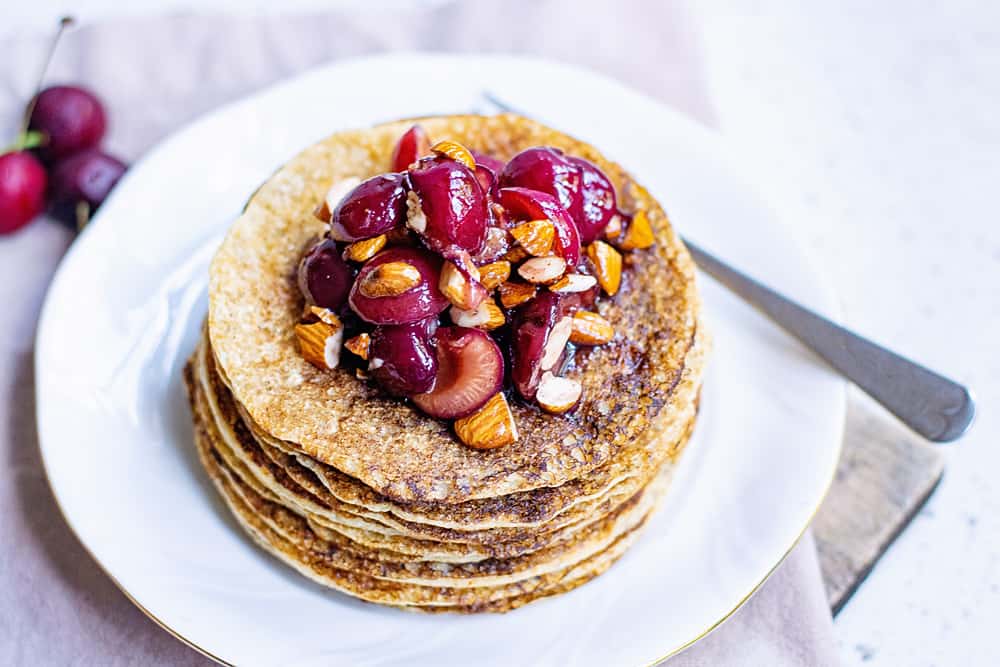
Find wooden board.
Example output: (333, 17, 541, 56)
(812, 389, 945, 614)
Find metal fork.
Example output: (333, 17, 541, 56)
(479, 94, 975, 442)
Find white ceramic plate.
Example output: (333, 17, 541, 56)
(36, 54, 844, 666)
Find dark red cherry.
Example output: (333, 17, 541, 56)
(298, 238, 354, 311)
(499, 147, 579, 212)
(391, 125, 430, 172)
(510, 292, 574, 400)
(567, 157, 617, 244)
(472, 162, 498, 200)
(48, 149, 126, 225)
(411, 327, 504, 419)
(407, 158, 487, 256)
(348, 246, 449, 324)
(0, 151, 47, 234)
(330, 173, 407, 242)
(498, 187, 581, 266)
(29, 85, 107, 162)
(368, 317, 439, 396)
(471, 150, 506, 174)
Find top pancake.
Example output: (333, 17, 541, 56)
(208, 114, 701, 504)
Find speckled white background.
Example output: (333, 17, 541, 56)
(693, 2, 999, 665)
(2, 1, 997, 664)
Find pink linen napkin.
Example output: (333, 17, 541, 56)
(0, 3, 836, 664)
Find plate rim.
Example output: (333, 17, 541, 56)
(34, 52, 846, 666)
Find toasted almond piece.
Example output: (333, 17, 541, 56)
(316, 176, 361, 223)
(454, 393, 519, 449)
(619, 209, 655, 250)
(518, 256, 567, 285)
(440, 260, 486, 310)
(604, 214, 623, 239)
(571, 311, 614, 345)
(431, 140, 477, 170)
(450, 299, 505, 330)
(549, 273, 598, 294)
(405, 190, 427, 233)
(358, 261, 422, 298)
(541, 316, 574, 371)
(511, 219, 555, 257)
(586, 240, 623, 296)
(504, 245, 530, 263)
(497, 281, 538, 309)
(478, 260, 512, 290)
(355, 367, 370, 380)
(295, 317, 343, 370)
(536, 372, 582, 414)
(307, 305, 341, 327)
(344, 332, 371, 360)
(510, 219, 555, 256)
(343, 235, 387, 263)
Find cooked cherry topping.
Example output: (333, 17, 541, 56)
(407, 157, 487, 256)
(298, 238, 355, 311)
(411, 326, 504, 419)
(567, 157, 617, 244)
(348, 246, 449, 324)
(368, 317, 439, 395)
(471, 150, 505, 174)
(498, 187, 581, 266)
(295, 131, 646, 448)
(510, 291, 571, 400)
(500, 147, 579, 212)
(390, 125, 430, 172)
(331, 173, 407, 242)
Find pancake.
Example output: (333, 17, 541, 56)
(193, 419, 658, 609)
(208, 113, 702, 504)
(192, 333, 700, 547)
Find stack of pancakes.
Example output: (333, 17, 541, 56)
(185, 115, 707, 612)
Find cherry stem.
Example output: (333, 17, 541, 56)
(19, 16, 75, 139)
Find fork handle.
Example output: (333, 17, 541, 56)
(683, 238, 975, 442)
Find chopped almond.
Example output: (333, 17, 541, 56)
(497, 281, 538, 309)
(358, 261, 422, 298)
(343, 235, 387, 263)
(549, 273, 598, 294)
(570, 311, 614, 345)
(450, 299, 505, 330)
(315, 176, 361, 222)
(510, 219, 555, 256)
(344, 333, 371, 360)
(619, 210, 655, 250)
(478, 260, 512, 290)
(295, 316, 344, 370)
(503, 245, 530, 264)
(540, 316, 574, 371)
(454, 393, 519, 449)
(604, 214, 623, 240)
(518, 256, 567, 285)
(439, 260, 487, 310)
(536, 372, 582, 414)
(431, 140, 477, 170)
(587, 241, 623, 296)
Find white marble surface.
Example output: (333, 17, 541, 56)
(694, 2, 999, 665)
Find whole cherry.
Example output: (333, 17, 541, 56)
(0, 150, 47, 234)
(29, 85, 106, 163)
(48, 148, 126, 227)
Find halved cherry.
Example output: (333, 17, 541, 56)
(471, 150, 506, 174)
(407, 157, 487, 256)
(499, 147, 579, 212)
(348, 247, 449, 324)
(298, 238, 355, 311)
(567, 157, 617, 244)
(368, 317, 439, 396)
(390, 124, 430, 172)
(498, 187, 581, 266)
(330, 173, 407, 242)
(510, 291, 574, 400)
(472, 162, 498, 200)
(411, 326, 504, 419)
